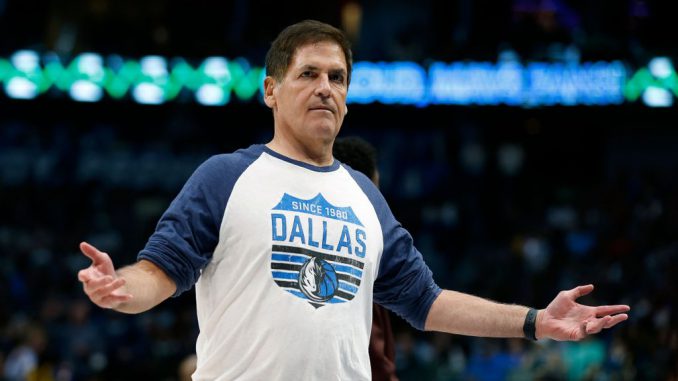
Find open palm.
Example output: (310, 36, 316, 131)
(539, 284, 630, 341)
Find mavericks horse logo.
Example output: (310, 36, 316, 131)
(299, 257, 338, 302)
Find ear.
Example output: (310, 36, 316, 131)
(344, 104, 348, 115)
(263, 76, 277, 109)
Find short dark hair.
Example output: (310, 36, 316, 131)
(333, 137, 377, 180)
(265, 20, 353, 84)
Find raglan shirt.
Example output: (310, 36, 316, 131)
(138, 144, 442, 381)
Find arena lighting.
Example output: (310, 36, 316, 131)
(69, 79, 103, 102)
(644, 57, 674, 107)
(625, 57, 678, 107)
(649, 57, 673, 78)
(4, 50, 40, 99)
(10, 50, 40, 72)
(642, 87, 672, 107)
(348, 62, 427, 105)
(5, 77, 37, 99)
(427, 62, 523, 106)
(132, 82, 164, 105)
(2, 51, 676, 107)
(196, 84, 227, 106)
(68, 53, 104, 102)
(195, 57, 231, 105)
(131, 56, 168, 104)
(227, 58, 264, 101)
(426, 61, 626, 106)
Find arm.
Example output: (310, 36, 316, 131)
(78, 241, 176, 314)
(425, 285, 630, 341)
(77, 154, 251, 309)
(348, 171, 631, 338)
(424, 290, 528, 338)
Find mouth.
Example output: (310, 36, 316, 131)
(308, 105, 335, 114)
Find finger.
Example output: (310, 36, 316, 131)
(98, 293, 133, 308)
(79, 241, 109, 265)
(595, 304, 631, 317)
(586, 316, 611, 335)
(603, 313, 628, 329)
(91, 278, 127, 300)
(78, 269, 92, 282)
(78, 267, 108, 282)
(572, 323, 588, 341)
(566, 284, 594, 300)
(83, 275, 116, 292)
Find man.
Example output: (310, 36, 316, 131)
(78, 20, 630, 380)
(333, 136, 397, 381)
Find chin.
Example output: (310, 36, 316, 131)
(310, 122, 337, 137)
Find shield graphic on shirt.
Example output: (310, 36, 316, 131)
(269, 193, 366, 309)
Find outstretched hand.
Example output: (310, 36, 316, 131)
(78, 242, 132, 309)
(537, 284, 630, 341)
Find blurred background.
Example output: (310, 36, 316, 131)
(1, 0, 677, 380)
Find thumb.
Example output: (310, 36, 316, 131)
(79, 241, 115, 275)
(566, 284, 594, 301)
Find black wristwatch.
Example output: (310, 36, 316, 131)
(523, 308, 538, 341)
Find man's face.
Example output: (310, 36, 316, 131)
(265, 41, 349, 150)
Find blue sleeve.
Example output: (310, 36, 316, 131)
(344, 166, 443, 330)
(138, 146, 262, 296)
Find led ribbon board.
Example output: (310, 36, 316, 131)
(0, 50, 675, 107)
(0, 51, 264, 105)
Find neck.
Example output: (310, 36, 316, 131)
(267, 135, 334, 167)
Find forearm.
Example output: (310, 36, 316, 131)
(424, 289, 533, 338)
(114, 260, 177, 314)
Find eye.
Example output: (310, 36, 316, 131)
(329, 73, 345, 84)
(300, 71, 315, 78)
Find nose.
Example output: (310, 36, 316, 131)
(314, 74, 331, 98)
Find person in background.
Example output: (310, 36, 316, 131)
(333, 136, 397, 381)
(178, 354, 197, 381)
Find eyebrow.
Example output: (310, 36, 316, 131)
(298, 65, 347, 76)
(299, 65, 319, 71)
